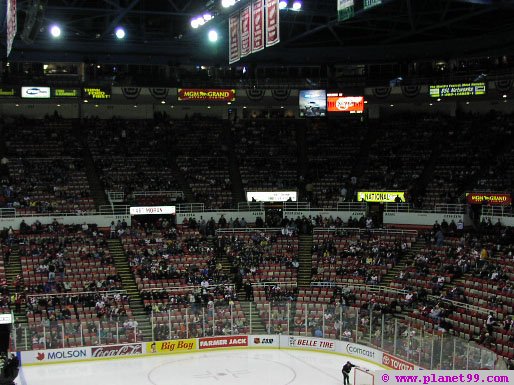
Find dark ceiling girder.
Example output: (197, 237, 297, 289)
(102, 0, 140, 37)
(382, 6, 494, 43)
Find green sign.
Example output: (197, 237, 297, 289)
(83, 87, 111, 99)
(0, 87, 17, 97)
(429, 83, 486, 98)
(53, 88, 79, 97)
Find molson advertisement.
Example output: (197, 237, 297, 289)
(358, 191, 405, 203)
(466, 193, 511, 206)
(177, 89, 236, 102)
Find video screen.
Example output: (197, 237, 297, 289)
(299, 90, 326, 118)
(327, 94, 364, 113)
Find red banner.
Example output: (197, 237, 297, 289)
(229, 13, 240, 64)
(6, 0, 17, 57)
(177, 89, 236, 102)
(252, 0, 265, 53)
(199, 336, 248, 349)
(327, 95, 365, 113)
(240, 4, 252, 57)
(265, 0, 280, 47)
(466, 193, 512, 206)
(382, 352, 415, 370)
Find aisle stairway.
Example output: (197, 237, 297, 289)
(297, 234, 313, 287)
(380, 238, 424, 286)
(222, 125, 245, 204)
(239, 301, 267, 334)
(82, 148, 109, 208)
(4, 244, 30, 350)
(107, 239, 152, 341)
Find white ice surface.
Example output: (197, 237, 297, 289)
(19, 349, 383, 385)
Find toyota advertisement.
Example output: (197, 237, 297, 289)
(327, 94, 364, 113)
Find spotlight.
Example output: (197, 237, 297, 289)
(191, 18, 200, 29)
(279, 1, 288, 9)
(292, 1, 302, 11)
(208, 30, 218, 43)
(115, 27, 125, 39)
(50, 25, 61, 38)
(222, 0, 236, 8)
(203, 13, 213, 22)
(197, 17, 206, 26)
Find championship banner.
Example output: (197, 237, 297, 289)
(6, 0, 17, 57)
(229, 13, 241, 64)
(240, 4, 252, 57)
(265, 0, 280, 47)
(466, 193, 512, 206)
(252, 0, 265, 53)
(363, 0, 382, 10)
(177, 89, 236, 102)
(338, 0, 355, 21)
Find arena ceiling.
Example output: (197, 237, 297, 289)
(4, 0, 514, 65)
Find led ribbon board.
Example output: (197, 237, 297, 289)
(429, 83, 486, 98)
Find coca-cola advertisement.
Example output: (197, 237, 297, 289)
(229, 13, 241, 64)
(265, 0, 280, 47)
(240, 4, 252, 57)
(91, 344, 143, 358)
(252, 0, 265, 52)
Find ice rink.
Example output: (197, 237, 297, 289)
(19, 349, 382, 385)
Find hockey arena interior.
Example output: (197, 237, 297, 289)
(0, 0, 514, 384)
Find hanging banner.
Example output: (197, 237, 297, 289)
(6, 0, 17, 57)
(229, 13, 241, 64)
(265, 0, 280, 47)
(240, 4, 252, 57)
(338, 0, 355, 21)
(252, 0, 265, 53)
(363, 0, 382, 10)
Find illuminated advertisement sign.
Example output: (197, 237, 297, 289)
(0, 87, 17, 97)
(299, 89, 326, 117)
(53, 88, 79, 97)
(147, 339, 196, 354)
(327, 94, 364, 113)
(129, 206, 176, 215)
(246, 191, 297, 202)
(83, 87, 111, 99)
(21, 86, 50, 98)
(178, 89, 236, 102)
(466, 193, 511, 206)
(429, 83, 486, 98)
(357, 191, 406, 203)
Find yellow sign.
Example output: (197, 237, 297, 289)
(357, 191, 405, 203)
(83, 88, 111, 99)
(54, 89, 79, 97)
(147, 338, 197, 354)
(0, 88, 16, 97)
